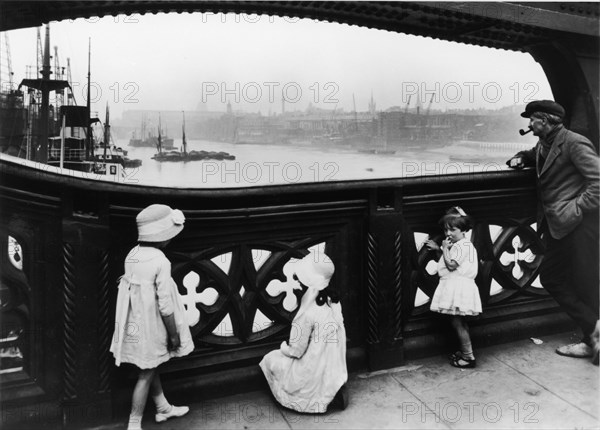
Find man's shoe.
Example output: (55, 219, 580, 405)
(555, 342, 593, 358)
(155, 405, 189, 423)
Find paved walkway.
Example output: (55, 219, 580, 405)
(88, 331, 599, 430)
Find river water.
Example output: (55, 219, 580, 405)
(115, 138, 534, 188)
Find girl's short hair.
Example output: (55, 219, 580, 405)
(438, 206, 474, 231)
(316, 286, 340, 307)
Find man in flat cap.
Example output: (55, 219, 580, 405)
(507, 100, 599, 364)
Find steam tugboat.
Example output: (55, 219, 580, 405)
(94, 105, 142, 168)
(10, 25, 128, 180)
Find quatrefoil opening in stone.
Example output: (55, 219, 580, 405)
(498, 233, 541, 286)
(498, 235, 536, 280)
(493, 223, 543, 293)
(265, 258, 303, 312)
(181, 271, 218, 327)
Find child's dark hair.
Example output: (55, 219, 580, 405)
(438, 206, 474, 232)
(316, 286, 340, 307)
(138, 240, 170, 249)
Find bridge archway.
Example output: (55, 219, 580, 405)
(0, 2, 598, 427)
(1, 2, 598, 142)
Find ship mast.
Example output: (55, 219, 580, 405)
(157, 113, 163, 154)
(104, 104, 110, 160)
(86, 38, 92, 161)
(36, 28, 43, 79)
(53, 46, 64, 114)
(182, 111, 187, 155)
(38, 25, 51, 163)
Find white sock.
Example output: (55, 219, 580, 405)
(153, 392, 171, 414)
(461, 342, 475, 360)
(127, 414, 142, 430)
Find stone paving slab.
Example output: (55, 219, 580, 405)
(143, 391, 289, 430)
(488, 332, 599, 420)
(392, 335, 599, 429)
(83, 331, 599, 430)
(277, 370, 450, 430)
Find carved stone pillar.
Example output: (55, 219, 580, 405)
(365, 189, 407, 370)
(61, 217, 112, 426)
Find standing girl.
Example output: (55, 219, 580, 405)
(111, 204, 194, 430)
(425, 206, 482, 368)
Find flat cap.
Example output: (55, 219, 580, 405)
(520, 100, 565, 119)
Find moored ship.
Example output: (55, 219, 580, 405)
(94, 105, 142, 168)
(129, 115, 175, 149)
(8, 25, 126, 181)
(152, 111, 235, 162)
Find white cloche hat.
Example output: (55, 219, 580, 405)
(137, 204, 185, 242)
(293, 252, 335, 291)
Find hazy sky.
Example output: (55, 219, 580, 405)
(3, 12, 553, 119)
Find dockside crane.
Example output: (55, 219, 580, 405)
(0, 32, 15, 90)
(36, 28, 43, 79)
(415, 92, 422, 116)
(424, 93, 436, 139)
(19, 24, 70, 163)
(53, 45, 65, 114)
(425, 93, 435, 117)
(66, 58, 76, 105)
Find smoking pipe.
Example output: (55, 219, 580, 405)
(519, 128, 532, 136)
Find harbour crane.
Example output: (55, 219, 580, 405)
(53, 46, 64, 112)
(19, 24, 70, 163)
(424, 93, 436, 139)
(66, 58, 76, 105)
(415, 92, 422, 115)
(425, 93, 435, 116)
(404, 95, 411, 114)
(0, 32, 15, 89)
(36, 27, 43, 78)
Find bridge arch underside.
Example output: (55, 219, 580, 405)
(0, 1, 599, 427)
(1, 1, 599, 143)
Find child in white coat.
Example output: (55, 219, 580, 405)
(111, 204, 194, 430)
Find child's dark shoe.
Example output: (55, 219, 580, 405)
(331, 384, 349, 410)
(448, 350, 463, 361)
(450, 355, 476, 369)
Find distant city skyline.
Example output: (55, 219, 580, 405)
(3, 12, 553, 119)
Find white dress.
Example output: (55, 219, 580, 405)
(259, 298, 347, 413)
(110, 246, 194, 369)
(430, 238, 482, 316)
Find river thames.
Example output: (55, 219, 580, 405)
(115, 138, 535, 188)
